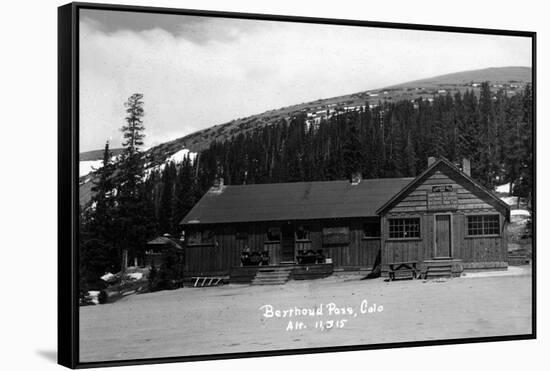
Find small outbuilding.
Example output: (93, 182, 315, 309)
(144, 233, 184, 269)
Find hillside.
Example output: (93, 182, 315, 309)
(144, 66, 531, 155)
(80, 148, 124, 161)
(79, 66, 532, 206)
(386, 66, 531, 89)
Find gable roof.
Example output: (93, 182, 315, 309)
(376, 158, 510, 218)
(147, 236, 183, 250)
(180, 177, 414, 225)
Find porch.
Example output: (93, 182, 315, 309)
(229, 263, 334, 284)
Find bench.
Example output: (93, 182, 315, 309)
(388, 261, 419, 281)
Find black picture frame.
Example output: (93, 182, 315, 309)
(58, 2, 536, 368)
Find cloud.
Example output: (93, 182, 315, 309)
(79, 10, 532, 152)
(81, 9, 270, 44)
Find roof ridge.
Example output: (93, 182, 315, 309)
(210, 177, 415, 188)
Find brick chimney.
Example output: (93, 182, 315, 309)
(462, 158, 471, 177)
(351, 172, 362, 185)
(428, 156, 436, 167)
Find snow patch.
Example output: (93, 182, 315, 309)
(511, 209, 530, 217)
(126, 272, 144, 281)
(495, 183, 511, 194)
(88, 290, 100, 305)
(101, 272, 116, 282)
(501, 196, 518, 206)
(80, 160, 103, 177)
(167, 148, 197, 164)
(80, 155, 119, 177)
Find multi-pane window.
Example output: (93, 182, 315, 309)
(295, 225, 311, 240)
(388, 218, 420, 239)
(187, 229, 215, 244)
(363, 221, 381, 238)
(467, 215, 500, 236)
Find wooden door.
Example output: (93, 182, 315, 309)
(435, 215, 452, 258)
(281, 224, 295, 262)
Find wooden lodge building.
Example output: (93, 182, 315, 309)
(180, 158, 510, 281)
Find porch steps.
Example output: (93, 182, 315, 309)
(252, 266, 293, 285)
(508, 249, 531, 265)
(424, 263, 453, 279)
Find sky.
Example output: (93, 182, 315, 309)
(79, 9, 532, 152)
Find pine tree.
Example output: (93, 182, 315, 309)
(79, 141, 119, 289)
(159, 162, 177, 234)
(342, 114, 364, 179)
(114, 93, 154, 270)
(174, 156, 197, 231)
(513, 84, 533, 202)
(477, 82, 498, 187)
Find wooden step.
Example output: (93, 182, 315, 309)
(425, 266, 452, 279)
(252, 266, 292, 285)
(428, 265, 452, 272)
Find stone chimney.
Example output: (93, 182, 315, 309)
(428, 156, 436, 167)
(351, 172, 362, 186)
(462, 158, 471, 177)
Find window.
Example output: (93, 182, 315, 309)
(187, 230, 215, 244)
(202, 230, 215, 243)
(187, 230, 202, 244)
(266, 227, 281, 242)
(467, 215, 500, 236)
(388, 218, 420, 239)
(322, 226, 350, 245)
(295, 225, 311, 240)
(363, 221, 381, 238)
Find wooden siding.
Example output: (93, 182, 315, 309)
(381, 168, 508, 266)
(390, 170, 495, 213)
(184, 218, 381, 275)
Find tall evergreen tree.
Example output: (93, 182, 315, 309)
(114, 93, 155, 269)
(80, 141, 118, 287)
(342, 114, 364, 179)
(158, 161, 177, 234)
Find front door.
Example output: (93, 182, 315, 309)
(281, 224, 295, 262)
(435, 215, 452, 258)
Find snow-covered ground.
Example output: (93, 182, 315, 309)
(144, 148, 197, 177)
(80, 148, 197, 178)
(80, 160, 103, 177)
(167, 148, 197, 163)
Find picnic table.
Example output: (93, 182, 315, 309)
(388, 261, 419, 281)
